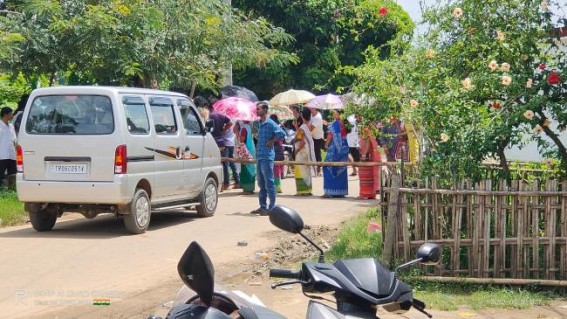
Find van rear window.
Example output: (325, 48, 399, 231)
(26, 95, 114, 135)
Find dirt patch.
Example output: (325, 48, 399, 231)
(219, 224, 340, 285)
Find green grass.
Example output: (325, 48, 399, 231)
(411, 281, 554, 311)
(326, 207, 382, 262)
(327, 207, 559, 311)
(0, 188, 26, 227)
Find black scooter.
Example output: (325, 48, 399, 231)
(268, 205, 441, 319)
(153, 205, 440, 318)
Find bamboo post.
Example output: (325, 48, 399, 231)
(382, 172, 401, 267)
(561, 181, 567, 280)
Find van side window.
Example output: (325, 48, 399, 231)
(122, 96, 149, 134)
(150, 97, 177, 134)
(177, 98, 202, 135)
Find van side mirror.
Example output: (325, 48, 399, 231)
(416, 243, 441, 265)
(205, 119, 214, 133)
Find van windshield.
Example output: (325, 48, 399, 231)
(26, 95, 114, 135)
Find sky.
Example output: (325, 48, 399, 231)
(396, 0, 566, 29)
(394, 0, 567, 161)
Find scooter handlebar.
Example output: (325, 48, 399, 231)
(269, 269, 301, 279)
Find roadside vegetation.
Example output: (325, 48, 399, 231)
(327, 207, 560, 311)
(0, 188, 26, 227)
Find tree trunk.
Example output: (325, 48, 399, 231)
(538, 112, 567, 174)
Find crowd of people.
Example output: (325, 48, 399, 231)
(196, 95, 416, 215)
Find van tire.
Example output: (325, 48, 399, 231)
(196, 177, 218, 218)
(123, 189, 151, 234)
(27, 204, 57, 231)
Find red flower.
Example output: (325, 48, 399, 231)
(538, 64, 547, 70)
(547, 71, 561, 85)
(379, 7, 388, 15)
(492, 102, 500, 109)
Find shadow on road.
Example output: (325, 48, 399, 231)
(0, 210, 199, 239)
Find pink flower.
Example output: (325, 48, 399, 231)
(547, 71, 561, 85)
(523, 110, 534, 120)
(543, 118, 552, 127)
(500, 62, 510, 72)
(440, 133, 450, 142)
(410, 100, 419, 108)
(501, 75, 512, 86)
(534, 125, 543, 134)
(462, 77, 472, 90)
(538, 64, 547, 70)
(488, 60, 498, 72)
(453, 7, 463, 18)
(496, 31, 505, 41)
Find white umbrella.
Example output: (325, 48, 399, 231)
(306, 94, 345, 110)
(269, 89, 316, 106)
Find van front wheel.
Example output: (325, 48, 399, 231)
(123, 189, 151, 234)
(27, 204, 57, 232)
(196, 177, 217, 217)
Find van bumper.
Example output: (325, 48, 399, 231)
(16, 175, 132, 205)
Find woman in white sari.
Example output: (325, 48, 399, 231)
(294, 107, 316, 196)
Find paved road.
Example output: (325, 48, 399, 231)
(0, 175, 374, 318)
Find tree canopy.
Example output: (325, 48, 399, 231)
(232, 0, 414, 98)
(0, 0, 297, 97)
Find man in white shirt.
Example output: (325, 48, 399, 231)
(346, 114, 360, 176)
(309, 107, 324, 175)
(0, 107, 17, 188)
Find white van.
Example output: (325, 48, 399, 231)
(16, 86, 223, 234)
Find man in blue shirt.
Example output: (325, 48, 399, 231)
(251, 101, 285, 216)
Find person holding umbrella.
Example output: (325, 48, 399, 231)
(250, 101, 285, 216)
(195, 96, 234, 191)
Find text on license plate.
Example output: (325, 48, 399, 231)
(51, 164, 88, 174)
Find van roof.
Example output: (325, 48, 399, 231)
(31, 86, 190, 98)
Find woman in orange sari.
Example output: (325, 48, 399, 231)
(358, 125, 381, 199)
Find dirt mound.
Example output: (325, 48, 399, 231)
(220, 224, 340, 284)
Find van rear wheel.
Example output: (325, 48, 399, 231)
(123, 189, 151, 234)
(196, 177, 217, 217)
(27, 204, 57, 231)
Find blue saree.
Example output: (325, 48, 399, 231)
(323, 120, 349, 197)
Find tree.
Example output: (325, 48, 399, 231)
(349, 0, 566, 180)
(232, 0, 413, 98)
(0, 0, 297, 93)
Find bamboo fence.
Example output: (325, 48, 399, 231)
(382, 179, 567, 281)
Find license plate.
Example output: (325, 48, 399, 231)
(50, 164, 88, 174)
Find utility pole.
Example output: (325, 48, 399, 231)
(221, 0, 233, 86)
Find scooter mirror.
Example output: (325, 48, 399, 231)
(269, 205, 304, 234)
(416, 243, 441, 265)
(177, 241, 215, 306)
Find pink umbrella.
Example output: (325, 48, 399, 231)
(212, 97, 258, 121)
(305, 93, 345, 110)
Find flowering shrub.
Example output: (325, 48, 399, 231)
(348, 0, 566, 180)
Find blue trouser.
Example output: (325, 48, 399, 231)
(221, 146, 239, 185)
(257, 159, 276, 210)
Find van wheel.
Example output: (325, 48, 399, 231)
(123, 189, 151, 234)
(27, 204, 57, 231)
(196, 177, 217, 217)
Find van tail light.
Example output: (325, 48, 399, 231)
(16, 145, 24, 173)
(114, 145, 127, 174)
